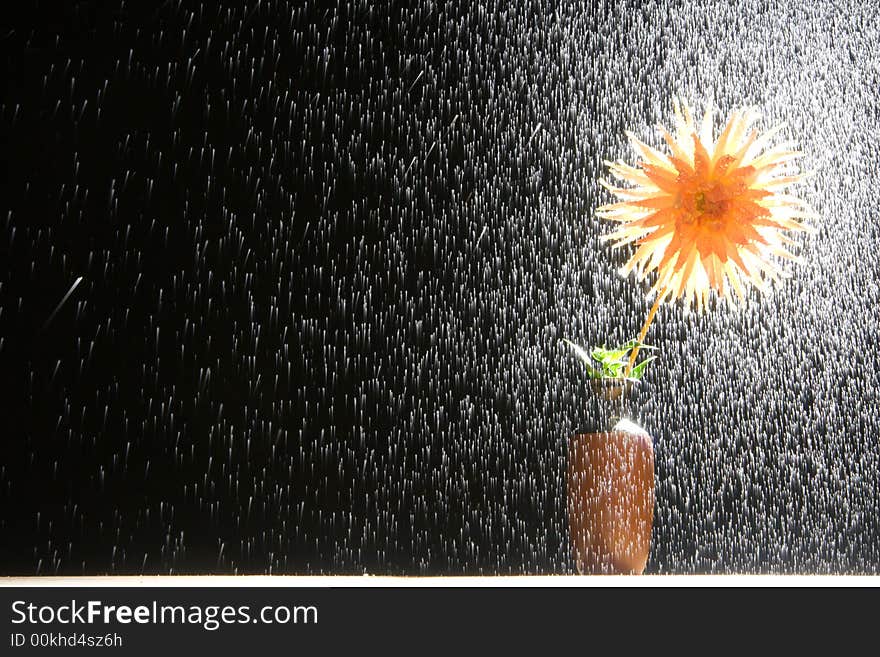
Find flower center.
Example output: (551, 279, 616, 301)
(698, 188, 725, 214)
(682, 182, 729, 228)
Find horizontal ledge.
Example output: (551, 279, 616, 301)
(2, 575, 877, 588)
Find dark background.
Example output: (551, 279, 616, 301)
(1, 586, 873, 653)
(2, 0, 879, 575)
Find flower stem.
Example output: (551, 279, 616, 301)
(625, 291, 665, 378)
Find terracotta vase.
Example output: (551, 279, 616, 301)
(568, 380, 654, 574)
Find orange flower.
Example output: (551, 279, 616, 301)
(597, 99, 815, 311)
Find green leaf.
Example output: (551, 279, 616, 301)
(584, 364, 604, 379)
(629, 355, 657, 380)
(590, 346, 610, 362)
(563, 339, 604, 379)
(562, 339, 593, 366)
(603, 348, 630, 363)
(566, 337, 660, 381)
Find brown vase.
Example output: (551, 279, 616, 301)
(568, 379, 654, 574)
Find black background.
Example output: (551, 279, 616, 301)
(3, 0, 880, 576)
(2, 0, 574, 575)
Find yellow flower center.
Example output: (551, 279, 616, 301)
(694, 190, 721, 216)
(682, 181, 729, 230)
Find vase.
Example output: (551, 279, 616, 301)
(567, 379, 654, 574)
